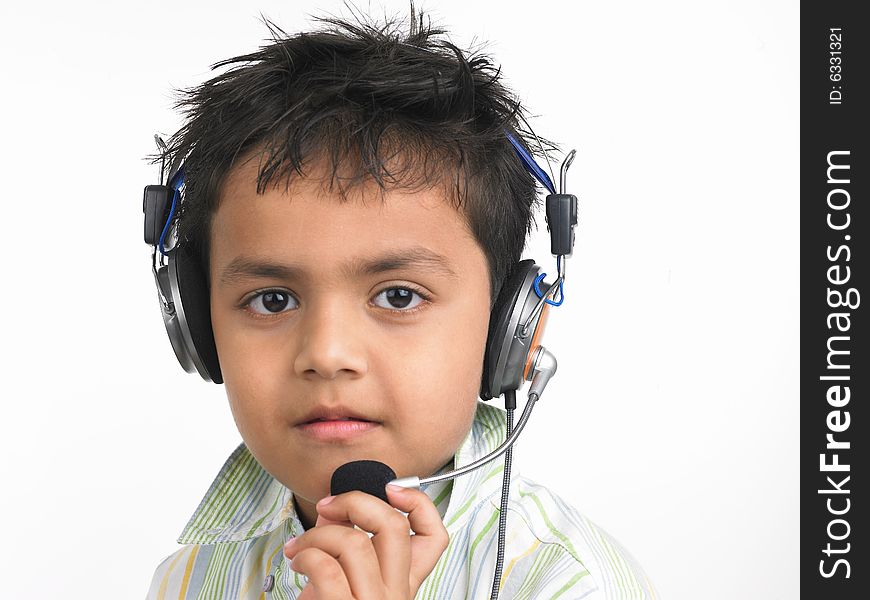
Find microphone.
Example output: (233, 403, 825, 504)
(325, 346, 557, 600)
(331, 460, 397, 503)
(329, 347, 558, 495)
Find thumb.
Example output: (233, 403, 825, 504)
(297, 585, 318, 600)
(385, 485, 450, 593)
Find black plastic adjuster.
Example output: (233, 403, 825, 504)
(545, 193, 578, 255)
(143, 184, 172, 245)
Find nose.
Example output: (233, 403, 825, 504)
(293, 297, 368, 380)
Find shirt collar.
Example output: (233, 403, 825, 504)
(177, 400, 515, 544)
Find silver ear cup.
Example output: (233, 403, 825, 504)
(490, 264, 546, 397)
(155, 262, 197, 375)
(154, 256, 214, 381)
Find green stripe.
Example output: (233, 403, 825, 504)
(444, 493, 476, 527)
(592, 522, 632, 593)
(518, 488, 579, 559)
(152, 400, 655, 600)
(514, 543, 561, 599)
(468, 509, 500, 563)
(201, 542, 235, 598)
(432, 480, 453, 508)
(421, 531, 458, 599)
(244, 489, 282, 539)
(195, 450, 262, 538)
(551, 569, 588, 599)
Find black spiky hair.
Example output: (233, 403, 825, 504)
(148, 5, 557, 306)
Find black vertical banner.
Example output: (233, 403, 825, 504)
(802, 3, 868, 597)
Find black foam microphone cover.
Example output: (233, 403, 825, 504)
(330, 460, 397, 503)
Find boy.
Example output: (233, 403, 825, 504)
(145, 10, 657, 600)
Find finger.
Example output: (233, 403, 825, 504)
(289, 547, 352, 600)
(314, 491, 412, 593)
(296, 586, 319, 600)
(315, 512, 354, 529)
(385, 484, 450, 592)
(285, 524, 383, 599)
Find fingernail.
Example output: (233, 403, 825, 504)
(317, 495, 335, 507)
(386, 484, 405, 493)
(284, 537, 297, 550)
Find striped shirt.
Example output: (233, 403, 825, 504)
(147, 401, 658, 599)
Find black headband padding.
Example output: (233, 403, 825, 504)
(479, 259, 535, 400)
(176, 245, 223, 383)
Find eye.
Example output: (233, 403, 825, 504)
(245, 289, 298, 315)
(371, 286, 429, 312)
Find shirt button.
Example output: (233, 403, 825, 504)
(262, 574, 275, 592)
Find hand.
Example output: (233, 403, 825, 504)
(283, 485, 449, 599)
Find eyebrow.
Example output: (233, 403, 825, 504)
(219, 246, 459, 286)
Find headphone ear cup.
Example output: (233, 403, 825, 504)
(480, 259, 540, 400)
(156, 264, 198, 375)
(166, 245, 223, 383)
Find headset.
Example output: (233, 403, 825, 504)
(142, 132, 577, 400)
(142, 131, 578, 600)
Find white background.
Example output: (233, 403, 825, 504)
(0, 1, 798, 598)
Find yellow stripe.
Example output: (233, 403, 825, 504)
(259, 545, 283, 600)
(237, 537, 283, 599)
(178, 545, 200, 599)
(499, 538, 541, 589)
(644, 569, 659, 600)
(156, 547, 192, 600)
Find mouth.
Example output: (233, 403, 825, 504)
(301, 417, 373, 424)
(296, 406, 379, 426)
(296, 418, 380, 441)
(294, 405, 380, 441)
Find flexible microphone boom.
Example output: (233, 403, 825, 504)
(388, 346, 556, 490)
(326, 346, 557, 600)
(329, 346, 557, 494)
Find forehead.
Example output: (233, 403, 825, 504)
(209, 156, 482, 280)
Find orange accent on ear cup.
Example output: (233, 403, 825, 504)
(523, 301, 551, 380)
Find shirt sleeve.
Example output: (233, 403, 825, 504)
(584, 526, 659, 600)
(506, 476, 660, 600)
(145, 545, 199, 600)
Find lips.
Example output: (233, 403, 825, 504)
(297, 418, 380, 441)
(296, 406, 378, 426)
(305, 417, 370, 423)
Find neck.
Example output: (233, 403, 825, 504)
(293, 493, 318, 531)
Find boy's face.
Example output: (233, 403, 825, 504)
(208, 156, 491, 529)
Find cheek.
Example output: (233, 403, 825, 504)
(211, 300, 284, 391)
(212, 323, 285, 432)
(450, 303, 490, 382)
(396, 303, 490, 395)
(457, 301, 492, 374)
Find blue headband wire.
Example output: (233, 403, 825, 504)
(533, 255, 565, 306)
(158, 166, 185, 256)
(504, 131, 567, 306)
(505, 131, 556, 194)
